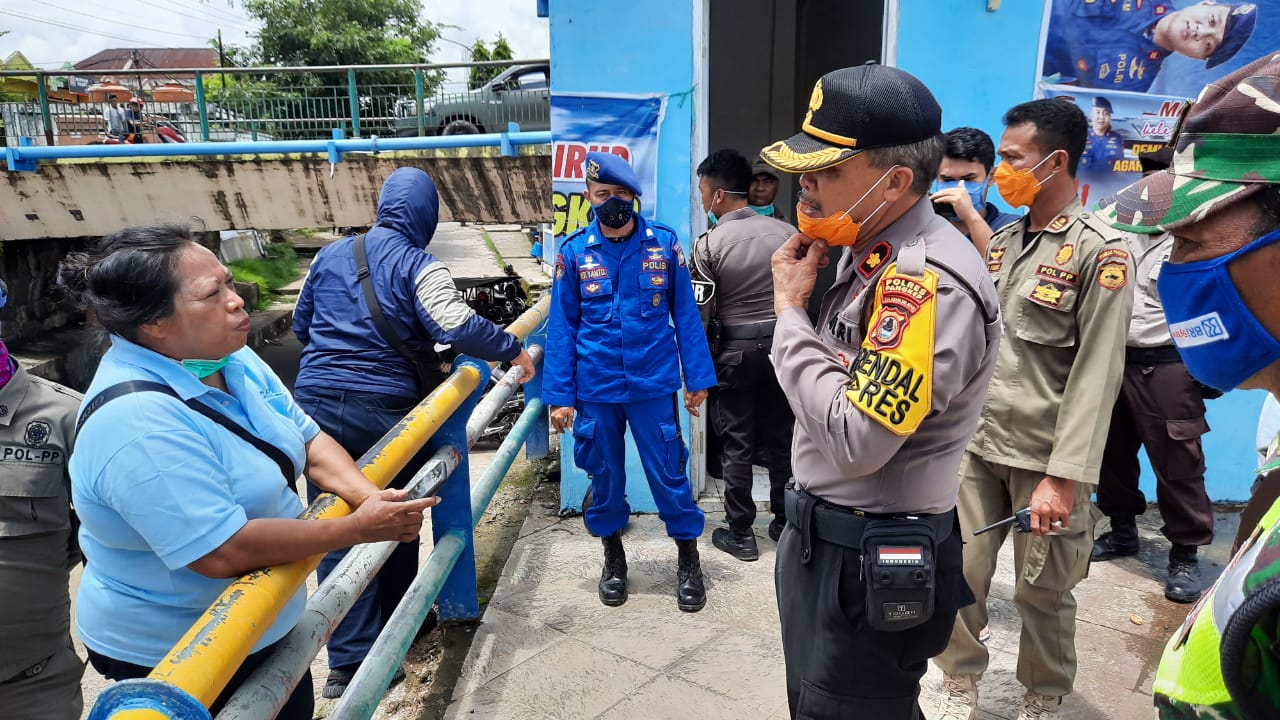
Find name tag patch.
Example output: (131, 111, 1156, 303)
(1036, 264, 1078, 286)
(1, 446, 63, 464)
(579, 267, 609, 281)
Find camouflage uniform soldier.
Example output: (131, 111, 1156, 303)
(1101, 51, 1280, 720)
(934, 99, 1134, 720)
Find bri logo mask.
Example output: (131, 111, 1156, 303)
(1159, 225, 1280, 392)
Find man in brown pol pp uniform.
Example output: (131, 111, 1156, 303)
(934, 99, 1134, 720)
(761, 63, 1001, 720)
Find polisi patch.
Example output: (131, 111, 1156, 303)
(1170, 312, 1229, 349)
(641, 259, 668, 272)
(845, 263, 937, 436)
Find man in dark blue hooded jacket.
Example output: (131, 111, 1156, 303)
(293, 166, 534, 698)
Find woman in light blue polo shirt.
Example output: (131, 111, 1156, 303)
(57, 224, 439, 718)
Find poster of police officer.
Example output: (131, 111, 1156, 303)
(1038, 0, 1279, 207)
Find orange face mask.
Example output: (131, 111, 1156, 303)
(794, 165, 898, 247)
(992, 153, 1056, 209)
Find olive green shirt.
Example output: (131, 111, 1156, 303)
(0, 365, 81, 679)
(969, 197, 1134, 485)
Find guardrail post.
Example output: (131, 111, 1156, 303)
(347, 68, 360, 138)
(37, 74, 54, 147)
(433, 356, 490, 620)
(524, 336, 550, 460)
(413, 68, 426, 137)
(8, 137, 36, 172)
(195, 70, 210, 142)
(328, 128, 345, 165)
(500, 121, 518, 157)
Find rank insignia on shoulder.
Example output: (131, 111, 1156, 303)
(986, 261, 1003, 274)
(987, 246, 1006, 263)
(857, 241, 893, 279)
(1054, 244, 1074, 265)
(1046, 215, 1071, 233)
(1097, 262, 1128, 291)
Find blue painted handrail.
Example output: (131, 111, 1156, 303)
(5, 125, 550, 172)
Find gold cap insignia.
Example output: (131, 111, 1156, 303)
(587, 159, 601, 180)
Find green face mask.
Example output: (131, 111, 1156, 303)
(181, 356, 231, 379)
(750, 203, 775, 216)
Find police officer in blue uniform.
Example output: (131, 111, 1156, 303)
(1044, 0, 1258, 93)
(1082, 96, 1125, 171)
(545, 151, 718, 612)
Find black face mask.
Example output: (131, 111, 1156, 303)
(593, 196, 635, 229)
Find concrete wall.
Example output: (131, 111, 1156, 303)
(0, 149, 551, 241)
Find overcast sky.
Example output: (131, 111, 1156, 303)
(0, 0, 549, 88)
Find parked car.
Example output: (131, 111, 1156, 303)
(394, 63, 549, 137)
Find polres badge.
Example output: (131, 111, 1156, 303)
(869, 305, 910, 351)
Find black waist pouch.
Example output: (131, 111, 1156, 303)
(860, 511, 953, 632)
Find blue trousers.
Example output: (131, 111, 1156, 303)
(573, 396, 704, 540)
(294, 385, 435, 671)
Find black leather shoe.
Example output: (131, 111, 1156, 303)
(598, 532, 628, 607)
(1165, 546, 1203, 604)
(323, 665, 405, 699)
(675, 539, 706, 612)
(712, 527, 759, 561)
(1092, 517, 1139, 561)
(768, 516, 786, 543)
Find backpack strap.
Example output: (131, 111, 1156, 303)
(352, 234, 443, 395)
(77, 380, 297, 485)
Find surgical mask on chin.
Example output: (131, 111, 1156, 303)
(181, 356, 232, 379)
(992, 154, 1056, 208)
(931, 179, 987, 218)
(794, 165, 898, 247)
(592, 196, 635, 229)
(1158, 226, 1280, 392)
(750, 203, 775, 217)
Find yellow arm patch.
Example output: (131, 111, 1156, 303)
(844, 262, 936, 436)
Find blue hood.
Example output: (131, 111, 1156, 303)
(376, 167, 440, 249)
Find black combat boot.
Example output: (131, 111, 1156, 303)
(598, 532, 628, 607)
(712, 526, 759, 561)
(1091, 515, 1139, 561)
(768, 515, 786, 543)
(675, 538, 706, 612)
(1165, 544, 1203, 604)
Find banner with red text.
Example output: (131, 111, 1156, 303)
(550, 93, 666, 239)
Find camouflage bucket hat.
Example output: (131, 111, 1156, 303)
(1101, 51, 1280, 234)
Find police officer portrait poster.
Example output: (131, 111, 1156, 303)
(550, 94, 666, 242)
(1037, 0, 1278, 207)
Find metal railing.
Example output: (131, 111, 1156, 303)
(4, 126, 553, 172)
(86, 296, 551, 720)
(0, 58, 548, 147)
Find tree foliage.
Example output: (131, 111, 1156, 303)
(468, 33, 515, 90)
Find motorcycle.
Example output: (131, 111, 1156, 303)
(442, 267, 534, 448)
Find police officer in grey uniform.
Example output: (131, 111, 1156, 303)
(0, 278, 84, 719)
(760, 64, 1002, 719)
(692, 149, 797, 560)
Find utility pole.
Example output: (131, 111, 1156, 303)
(217, 29, 227, 91)
(131, 48, 143, 98)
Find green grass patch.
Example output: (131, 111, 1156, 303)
(229, 242, 300, 310)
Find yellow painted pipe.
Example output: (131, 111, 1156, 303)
(506, 294, 550, 342)
(113, 710, 169, 720)
(116, 367, 482, 712)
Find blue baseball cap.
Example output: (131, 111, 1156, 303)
(1207, 3, 1258, 69)
(584, 151, 642, 196)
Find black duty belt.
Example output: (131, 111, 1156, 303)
(1125, 345, 1182, 366)
(784, 486, 953, 554)
(720, 320, 776, 341)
